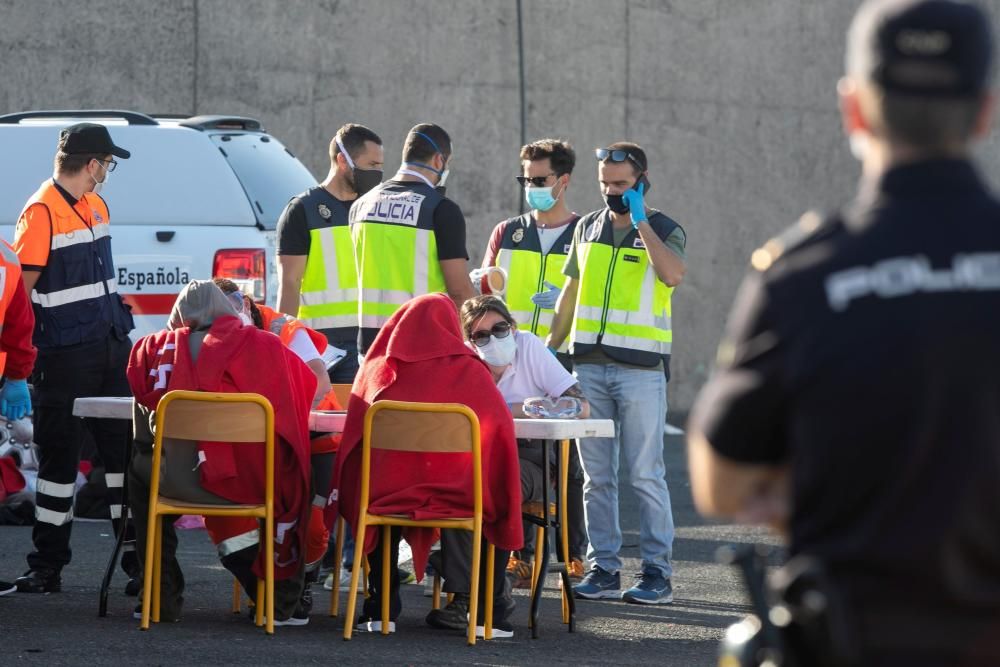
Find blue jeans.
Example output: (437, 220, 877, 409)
(574, 363, 674, 578)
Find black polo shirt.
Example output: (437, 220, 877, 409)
(690, 159, 1000, 660)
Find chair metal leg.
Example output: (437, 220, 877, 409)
(140, 509, 157, 630)
(559, 439, 575, 630)
(255, 578, 265, 627)
(343, 517, 368, 640)
(362, 556, 371, 599)
(100, 429, 132, 618)
(232, 578, 241, 613)
(264, 513, 274, 634)
(151, 516, 162, 624)
(432, 575, 442, 610)
(330, 518, 345, 617)
(484, 544, 495, 640)
(530, 525, 549, 639)
(467, 523, 482, 646)
(381, 525, 391, 635)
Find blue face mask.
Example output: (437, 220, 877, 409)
(403, 131, 450, 195)
(525, 186, 557, 212)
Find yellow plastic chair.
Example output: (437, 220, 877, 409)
(140, 390, 276, 634)
(343, 400, 495, 645)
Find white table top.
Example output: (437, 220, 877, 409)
(72, 397, 614, 439)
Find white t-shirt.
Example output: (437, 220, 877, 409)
(536, 225, 566, 255)
(287, 327, 322, 364)
(496, 330, 576, 404)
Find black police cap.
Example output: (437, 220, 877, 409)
(848, 0, 994, 97)
(57, 123, 131, 159)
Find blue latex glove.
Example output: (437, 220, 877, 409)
(621, 181, 648, 228)
(0, 378, 31, 421)
(530, 281, 560, 309)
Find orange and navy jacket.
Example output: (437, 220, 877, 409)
(0, 241, 37, 379)
(257, 304, 327, 355)
(13, 180, 133, 349)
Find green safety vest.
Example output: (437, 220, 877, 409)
(349, 180, 447, 353)
(294, 187, 359, 342)
(569, 209, 680, 369)
(492, 213, 577, 346)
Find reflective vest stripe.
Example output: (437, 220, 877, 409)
(51, 223, 110, 250)
(298, 224, 358, 331)
(32, 279, 118, 308)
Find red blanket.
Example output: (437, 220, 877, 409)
(333, 293, 522, 580)
(127, 316, 316, 579)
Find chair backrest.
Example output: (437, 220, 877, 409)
(150, 390, 275, 504)
(330, 384, 352, 409)
(358, 400, 482, 519)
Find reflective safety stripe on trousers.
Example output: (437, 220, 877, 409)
(354, 223, 444, 330)
(298, 225, 360, 331)
(570, 238, 673, 358)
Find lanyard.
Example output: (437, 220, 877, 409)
(396, 169, 436, 189)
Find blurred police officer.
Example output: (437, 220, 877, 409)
(11, 123, 137, 594)
(547, 142, 687, 604)
(276, 123, 383, 384)
(350, 123, 475, 354)
(689, 1, 1000, 664)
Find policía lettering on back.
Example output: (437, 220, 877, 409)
(363, 191, 426, 226)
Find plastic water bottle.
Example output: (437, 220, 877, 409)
(522, 396, 582, 419)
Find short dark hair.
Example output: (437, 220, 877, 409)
(606, 141, 647, 175)
(864, 86, 985, 151)
(54, 151, 106, 176)
(329, 123, 382, 164)
(520, 139, 576, 176)
(459, 295, 516, 341)
(402, 123, 452, 163)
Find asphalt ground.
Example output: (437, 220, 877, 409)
(0, 428, 781, 666)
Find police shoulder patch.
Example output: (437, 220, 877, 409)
(751, 210, 825, 272)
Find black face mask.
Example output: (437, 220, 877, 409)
(350, 168, 383, 196)
(604, 193, 629, 214)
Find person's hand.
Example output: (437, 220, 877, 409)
(0, 378, 31, 421)
(530, 281, 560, 309)
(622, 181, 648, 228)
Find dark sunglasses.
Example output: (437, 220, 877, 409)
(594, 148, 643, 171)
(470, 320, 512, 347)
(515, 173, 556, 188)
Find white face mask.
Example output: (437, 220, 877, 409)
(475, 331, 517, 367)
(91, 161, 109, 194)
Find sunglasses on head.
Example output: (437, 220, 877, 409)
(470, 320, 512, 347)
(595, 148, 643, 171)
(515, 173, 556, 188)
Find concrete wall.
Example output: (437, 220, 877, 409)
(5, 0, 1000, 411)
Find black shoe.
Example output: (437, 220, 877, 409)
(15, 569, 60, 594)
(0, 580, 16, 596)
(124, 576, 142, 597)
(425, 593, 470, 630)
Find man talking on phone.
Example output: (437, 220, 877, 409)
(546, 142, 687, 604)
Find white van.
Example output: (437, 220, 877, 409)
(0, 110, 317, 339)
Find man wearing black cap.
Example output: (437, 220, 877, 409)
(10, 123, 137, 594)
(689, 1, 1000, 664)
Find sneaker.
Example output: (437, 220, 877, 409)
(273, 608, 310, 627)
(573, 565, 620, 600)
(15, 568, 60, 594)
(425, 593, 470, 630)
(505, 555, 532, 590)
(357, 616, 396, 633)
(476, 619, 514, 639)
(0, 580, 16, 596)
(132, 603, 181, 623)
(621, 568, 673, 605)
(124, 576, 142, 597)
(324, 567, 355, 591)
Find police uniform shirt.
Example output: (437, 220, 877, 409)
(689, 159, 1000, 657)
(276, 190, 354, 256)
(379, 179, 469, 263)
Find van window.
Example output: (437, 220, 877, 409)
(212, 134, 317, 230)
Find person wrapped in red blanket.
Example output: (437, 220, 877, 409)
(333, 292, 523, 634)
(126, 280, 316, 624)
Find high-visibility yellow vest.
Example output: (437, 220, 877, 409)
(492, 213, 577, 343)
(349, 180, 446, 353)
(294, 187, 359, 341)
(569, 209, 680, 368)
